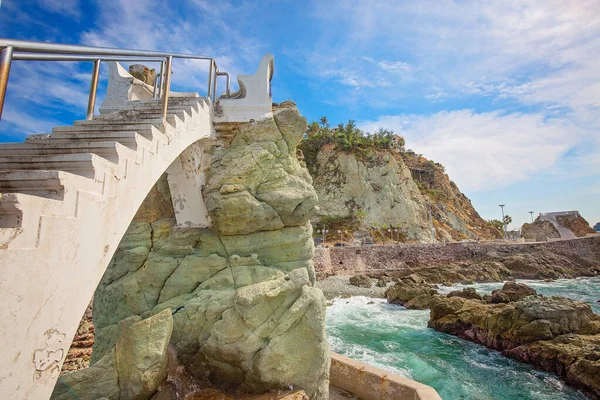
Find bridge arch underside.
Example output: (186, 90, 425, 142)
(0, 135, 212, 400)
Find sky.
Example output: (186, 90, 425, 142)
(0, 0, 599, 229)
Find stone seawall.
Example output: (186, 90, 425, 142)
(314, 236, 600, 282)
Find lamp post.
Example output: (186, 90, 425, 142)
(387, 228, 392, 242)
(499, 204, 507, 240)
(337, 229, 342, 243)
(529, 211, 534, 223)
(323, 228, 329, 244)
(394, 228, 398, 243)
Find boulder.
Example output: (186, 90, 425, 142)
(446, 287, 482, 300)
(489, 282, 536, 304)
(349, 274, 372, 288)
(128, 64, 156, 86)
(52, 309, 173, 400)
(385, 281, 437, 309)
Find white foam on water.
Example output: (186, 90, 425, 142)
(325, 283, 594, 400)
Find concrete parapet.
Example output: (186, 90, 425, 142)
(330, 352, 442, 400)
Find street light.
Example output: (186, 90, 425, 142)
(529, 211, 534, 223)
(387, 228, 392, 242)
(394, 228, 398, 243)
(337, 229, 342, 243)
(499, 204, 507, 240)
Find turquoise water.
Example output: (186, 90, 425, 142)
(326, 277, 600, 400)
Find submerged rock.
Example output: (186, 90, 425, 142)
(428, 289, 600, 398)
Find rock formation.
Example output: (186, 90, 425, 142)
(57, 102, 330, 399)
(428, 284, 600, 398)
(520, 220, 561, 241)
(384, 279, 437, 309)
(298, 127, 500, 244)
(400, 151, 501, 241)
(310, 147, 436, 243)
(129, 64, 157, 86)
(522, 212, 596, 241)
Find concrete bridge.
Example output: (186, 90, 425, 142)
(0, 40, 274, 399)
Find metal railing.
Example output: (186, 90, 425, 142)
(0, 39, 231, 122)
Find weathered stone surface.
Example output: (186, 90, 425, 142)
(116, 309, 173, 399)
(428, 291, 600, 398)
(129, 64, 156, 86)
(521, 220, 561, 242)
(447, 288, 482, 301)
(93, 103, 329, 399)
(384, 281, 437, 309)
(311, 148, 435, 243)
(349, 274, 372, 288)
(488, 281, 537, 304)
(314, 236, 600, 283)
(52, 310, 173, 400)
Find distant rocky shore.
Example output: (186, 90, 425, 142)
(314, 236, 600, 284)
(379, 277, 600, 399)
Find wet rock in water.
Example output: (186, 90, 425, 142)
(428, 293, 600, 398)
(384, 281, 437, 309)
(446, 287, 482, 300)
(489, 282, 537, 304)
(349, 274, 372, 288)
(375, 277, 390, 287)
(403, 273, 426, 284)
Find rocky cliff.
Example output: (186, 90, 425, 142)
(54, 102, 330, 399)
(400, 151, 501, 241)
(298, 122, 500, 243)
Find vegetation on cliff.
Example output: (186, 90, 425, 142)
(299, 117, 501, 243)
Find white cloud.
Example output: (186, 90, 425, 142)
(305, 0, 600, 114)
(359, 110, 587, 192)
(36, 0, 81, 18)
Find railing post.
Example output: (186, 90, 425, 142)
(207, 59, 214, 100)
(212, 66, 218, 102)
(157, 60, 165, 98)
(0, 46, 15, 121)
(161, 56, 172, 123)
(86, 59, 101, 120)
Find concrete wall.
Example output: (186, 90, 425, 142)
(330, 353, 442, 400)
(314, 236, 600, 278)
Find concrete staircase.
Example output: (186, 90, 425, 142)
(0, 95, 214, 400)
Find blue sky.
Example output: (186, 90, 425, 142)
(1, 0, 599, 229)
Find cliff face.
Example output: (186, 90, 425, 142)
(401, 152, 501, 241)
(312, 146, 435, 243)
(303, 141, 499, 243)
(73, 102, 330, 399)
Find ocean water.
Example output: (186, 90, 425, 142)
(326, 276, 600, 400)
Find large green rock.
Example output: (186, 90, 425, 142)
(91, 103, 329, 399)
(52, 310, 173, 400)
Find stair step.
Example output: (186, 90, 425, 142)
(50, 128, 164, 148)
(0, 153, 116, 180)
(0, 141, 138, 164)
(0, 170, 66, 196)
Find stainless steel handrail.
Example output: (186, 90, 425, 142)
(0, 39, 232, 123)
